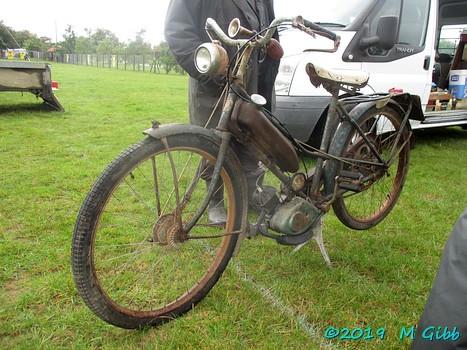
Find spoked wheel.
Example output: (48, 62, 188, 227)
(326, 105, 410, 230)
(72, 132, 245, 329)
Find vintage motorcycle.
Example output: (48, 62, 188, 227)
(71, 16, 422, 329)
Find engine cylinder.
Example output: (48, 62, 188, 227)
(270, 197, 320, 235)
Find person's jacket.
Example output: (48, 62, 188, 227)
(164, 0, 279, 125)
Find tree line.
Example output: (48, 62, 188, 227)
(0, 20, 180, 74)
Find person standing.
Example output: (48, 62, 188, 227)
(164, 0, 280, 223)
(411, 209, 467, 349)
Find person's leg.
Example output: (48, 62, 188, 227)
(229, 139, 275, 213)
(188, 77, 227, 223)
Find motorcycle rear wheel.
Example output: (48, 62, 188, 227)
(71, 133, 244, 329)
(326, 105, 410, 230)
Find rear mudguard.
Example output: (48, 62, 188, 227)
(340, 93, 423, 127)
(394, 93, 423, 148)
(390, 93, 424, 122)
(143, 122, 249, 256)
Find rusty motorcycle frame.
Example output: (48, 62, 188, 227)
(71, 16, 421, 329)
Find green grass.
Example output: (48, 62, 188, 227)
(1, 62, 466, 349)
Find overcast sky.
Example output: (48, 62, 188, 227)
(1, 0, 308, 46)
(1, 0, 170, 45)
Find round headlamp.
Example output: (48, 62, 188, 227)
(194, 43, 228, 76)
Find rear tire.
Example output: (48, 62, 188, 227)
(325, 105, 410, 230)
(72, 133, 245, 329)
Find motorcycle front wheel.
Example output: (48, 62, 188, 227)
(71, 132, 245, 329)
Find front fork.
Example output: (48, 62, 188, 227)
(180, 91, 247, 236)
(180, 131, 233, 235)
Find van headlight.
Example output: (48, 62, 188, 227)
(194, 43, 228, 76)
(275, 56, 300, 96)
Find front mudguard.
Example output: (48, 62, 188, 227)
(143, 122, 222, 143)
(143, 123, 249, 256)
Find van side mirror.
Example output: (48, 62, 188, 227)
(360, 16, 399, 50)
(377, 16, 398, 50)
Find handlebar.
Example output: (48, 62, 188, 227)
(205, 16, 340, 53)
(299, 17, 338, 42)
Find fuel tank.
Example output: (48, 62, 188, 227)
(229, 99, 299, 173)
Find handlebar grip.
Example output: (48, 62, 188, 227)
(302, 19, 337, 42)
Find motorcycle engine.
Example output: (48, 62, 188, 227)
(269, 197, 321, 236)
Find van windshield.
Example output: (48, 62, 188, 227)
(275, 0, 374, 27)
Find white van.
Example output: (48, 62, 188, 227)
(274, 0, 467, 146)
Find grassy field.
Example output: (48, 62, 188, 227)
(0, 62, 466, 349)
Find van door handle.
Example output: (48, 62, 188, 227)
(423, 56, 431, 70)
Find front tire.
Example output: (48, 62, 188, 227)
(71, 133, 245, 329)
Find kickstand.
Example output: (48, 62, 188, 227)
(292, 217, 333, 269)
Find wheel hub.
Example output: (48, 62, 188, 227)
(166, 225, 183, 250)
(152, 214, 175, 245)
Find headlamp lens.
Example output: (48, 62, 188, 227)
(195, 47, 212, 74)
(194, 43, 228, 76)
